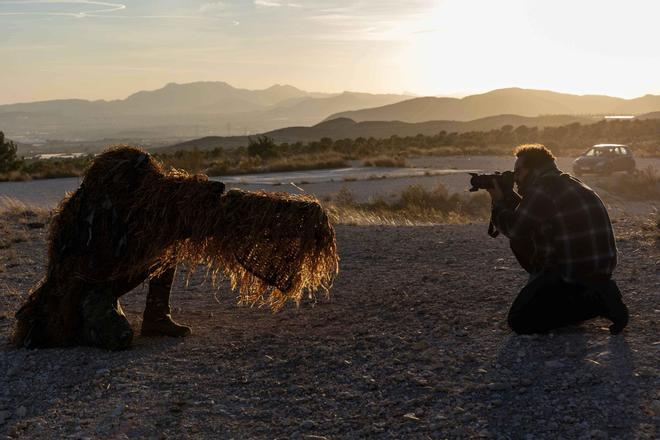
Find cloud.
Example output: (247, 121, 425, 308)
(0, 1, 224, 20)
(301, 1, 436, 41)
(199, 1, 225, 13)
(0, 44, 65, 52)
(0, 0, 126, 18)
(254, 0, 282, 7)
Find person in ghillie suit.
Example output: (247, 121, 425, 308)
(13, 146, 338, 350)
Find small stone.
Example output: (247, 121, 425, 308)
(0, 410, 10, 424)
(300, 420, 315, 430)
(650, 399, 660, 416)
(111, 403, 124, 417)
(566, 349, 580, 358)
(544, 360, 565, 368)
(488, 382, 508, 391)
(589, 429, 608, 439)
(95, 368, 110, 376)
(412, 340, 429, 351)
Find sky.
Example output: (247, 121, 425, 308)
(1, 0, 659, 104)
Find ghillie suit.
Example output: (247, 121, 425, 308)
(12, 146, 338, 350)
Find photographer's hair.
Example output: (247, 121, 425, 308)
(514, 144, 556, 169)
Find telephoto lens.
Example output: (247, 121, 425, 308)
(469, 171, 514, 192)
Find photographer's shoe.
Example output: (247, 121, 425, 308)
(597, 281, 629, 335)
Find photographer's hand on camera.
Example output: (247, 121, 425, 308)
(486, 179, 504, 204)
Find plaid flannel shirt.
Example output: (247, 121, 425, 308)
(492, 165, 617, 283)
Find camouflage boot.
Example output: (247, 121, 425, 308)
(141, 268, 191, 337)
(81, 287, 134, 351)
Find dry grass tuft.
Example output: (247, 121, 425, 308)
(327, 184, 491, 226)
(0, 197, 48, 249)
(643, 210, 660, 246)
(0, 196, 49, 221)
(362, 156, 407, 168)
(598, 166, 660, 200)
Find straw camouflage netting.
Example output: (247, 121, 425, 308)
(12, 146, 339, 348)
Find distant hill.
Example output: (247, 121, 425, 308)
(255, 92, 415, 126)
(0, 82, 411, 144)
(159, 114, 597, 152)
(327, 88, 660, 123)
(637, 111, 660, 120)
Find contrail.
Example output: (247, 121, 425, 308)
(0, 1, 126, 18)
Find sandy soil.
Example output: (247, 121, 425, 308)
(0, 211, 658, 438)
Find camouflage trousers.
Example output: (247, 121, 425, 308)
(80, 267, 176, 350)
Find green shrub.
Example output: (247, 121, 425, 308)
(0, 132, 20, 173)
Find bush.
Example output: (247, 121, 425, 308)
(247, 136, 278, 159)
(0, 132, 19, 173)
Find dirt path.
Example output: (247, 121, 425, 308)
(1, 216, 658, 438)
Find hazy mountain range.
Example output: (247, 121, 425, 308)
(0, 82, 411, 144)
(327, 88, 660, 122)
(2, 82, 660, 153)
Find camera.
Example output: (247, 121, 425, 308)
(469, 171, 514, 192)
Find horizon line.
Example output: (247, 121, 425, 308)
(2, 81, 659, 106)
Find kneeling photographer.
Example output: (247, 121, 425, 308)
(479, 144, 628, 335)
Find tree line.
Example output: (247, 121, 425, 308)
(196, 118, 659, 161)
(1, 118, 658, 180)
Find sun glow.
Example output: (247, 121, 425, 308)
(399, 0, 660, 98)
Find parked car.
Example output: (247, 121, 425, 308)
(572, 144, 636, 176)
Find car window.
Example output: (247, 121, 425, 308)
(586, 149, 598, 156)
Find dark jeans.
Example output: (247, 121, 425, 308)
(507, 238, 616, 334)
(507, 271, 610, 334)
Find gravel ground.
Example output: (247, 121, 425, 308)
(0, 212, 658, 438)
